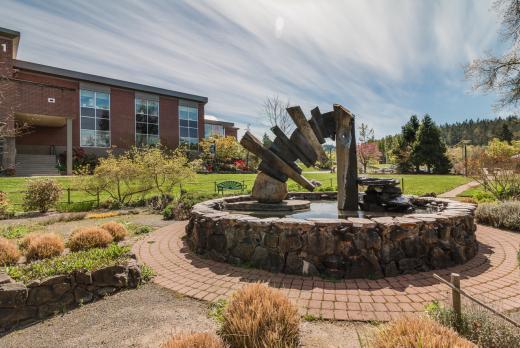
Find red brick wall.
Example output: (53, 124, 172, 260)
(110, 88, 135, 149)
(198, 103, 205, 141)
(0, 36, 14, 77)
(224, 126, 238, 138)
(6, 66, 207, 153)
(160, 96, 179, 148)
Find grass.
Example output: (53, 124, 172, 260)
(0, 224, 35, 239)
(208, 298, 228, 324)
(458, 185, 496, 203)
(3, 243, 130, 283)
(0, 173, 470, 213)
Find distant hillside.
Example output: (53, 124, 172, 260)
(439, 116, 519, 146)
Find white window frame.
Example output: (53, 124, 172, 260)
(79, 89, 111, 148)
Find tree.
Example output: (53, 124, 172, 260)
(357, 123, 380, 173)
(199, 135, 246, 171)
(465, 0, 520, 110)
(411, 115, 452, 173)
(262, 132, 273, 147)
(402, 115, 420, 144)
(500, 123, 514, 144)
(263, 96, 294, 134)
(357, 142, 382, 173)
(391, 115, 420, 173)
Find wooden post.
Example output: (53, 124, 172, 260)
(240, 131, 316, 191)
(96, 191, 100, 207)
(286, 106, 328, 164)
(334, 104, 358, 211)
(451, 273, 462, 320)
(401, 177, 404, 193)
(67, 188, 71, 205)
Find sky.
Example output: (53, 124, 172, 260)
(1, 0, 508, 139)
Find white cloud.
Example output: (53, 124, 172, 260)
(1, 0, 503, 138)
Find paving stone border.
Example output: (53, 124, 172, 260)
(0, 256, 141, 332)
(186, 193, 478, 279)
(134, 222, 520, 321)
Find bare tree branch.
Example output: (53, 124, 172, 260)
(263, 95, 294, 135)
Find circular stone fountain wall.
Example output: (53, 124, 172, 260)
(186, 193, 478, 279)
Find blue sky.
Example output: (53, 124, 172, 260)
(2, 0, 506, 138)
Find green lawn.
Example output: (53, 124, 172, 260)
(0, 173, 471, 212)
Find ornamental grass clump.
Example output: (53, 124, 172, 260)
(100, 221, 128, 242)
(0, 237, 21, 266)
(475, 201, 520, 231)
(370, 316, 475, 348)
(220, 283, 299, 348)
(24, 233, 64, 262)
(67, 227, 113, 252)
(161, 332, 224, 348)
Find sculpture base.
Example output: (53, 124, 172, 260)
(224, 199, 310, 212)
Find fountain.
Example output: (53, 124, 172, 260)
(186, 104, 478, 279)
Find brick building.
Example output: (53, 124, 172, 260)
(0, 27, 237, 176)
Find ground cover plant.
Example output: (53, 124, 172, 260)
(4, 243, 130, 283)
(1, 173, 469, 213)
(475, 201, 520, 231)
(161, 332, 224, 348)
(0, 237, 20, 266)
(67, 227, 114, 251)
(426, 301, 520, 347)
(220, 283, 300, 348)
(369, 315, 475, 348)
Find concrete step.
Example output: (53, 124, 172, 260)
(15, 154, 61, 177)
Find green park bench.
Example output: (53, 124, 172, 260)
(215, 180, 246, 195)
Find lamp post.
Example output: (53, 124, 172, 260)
(461, 140, 471, 176)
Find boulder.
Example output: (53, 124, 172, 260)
(252, 172, 288, 203)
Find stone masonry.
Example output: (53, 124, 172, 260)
(186, 193, 478, 280)
(0, 257, 141, 332)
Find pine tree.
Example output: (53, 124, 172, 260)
(500, 123, 513, 144)
(262, 133, 273, 147)
(411, 115, 452, 173)
(402, 115, 420, 144)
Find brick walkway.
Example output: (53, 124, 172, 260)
(133, 222, 520, 321)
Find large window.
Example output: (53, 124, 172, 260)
(179, 101, 199, 150)
(80, 89, 110, 147)
(135, 98, 159, 146)
(205, 124, 224, 138)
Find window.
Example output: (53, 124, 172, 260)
(179, 100, 199, 150)
(135, 98, 159, 146)
(80, 89, 110, 147)
(205, 124, 225, 138)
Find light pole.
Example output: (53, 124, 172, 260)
(461, 140, 471, 176)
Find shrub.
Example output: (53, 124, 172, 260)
(0, 191, 10, 216)
(24, 233, 64, 261)
(370, 315, 474, 348)
(163, 192, 219, 220)
(426, 301, 520, 347)
(19, 232, 43, 250)
(56, 201, 97, 213)
(475, 201, 520, 231)
(86, 211, 120, 219)
(39, 212, 87, 226)
(67, 227, 113, 252)
(22, 178, 62, 213)
(100, 221, 128, 242)
(220, 283, 299, 348)
(0, 237, 20, 266)
(5, 244, 130, 283)
(161, 332, 224, 348)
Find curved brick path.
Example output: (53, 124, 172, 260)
(133, 222, 520, 321)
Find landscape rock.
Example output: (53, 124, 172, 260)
(251, 172, 288, 203)
(0, 283, 28, 307)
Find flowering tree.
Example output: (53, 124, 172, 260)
(357, 142, 382, 174)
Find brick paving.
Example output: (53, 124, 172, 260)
(133, 222, 520, 321)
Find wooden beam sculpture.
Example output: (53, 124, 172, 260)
(240, 103, 359, 210)
(334, 104, 359, 210)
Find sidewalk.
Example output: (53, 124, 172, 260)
(438, 181, 479, 198)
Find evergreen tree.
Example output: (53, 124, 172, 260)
(500, 123, 514, 144)
(411, 115, 452, 174)
(262, 133, 273, 147)
(402, 115, 420, 144)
